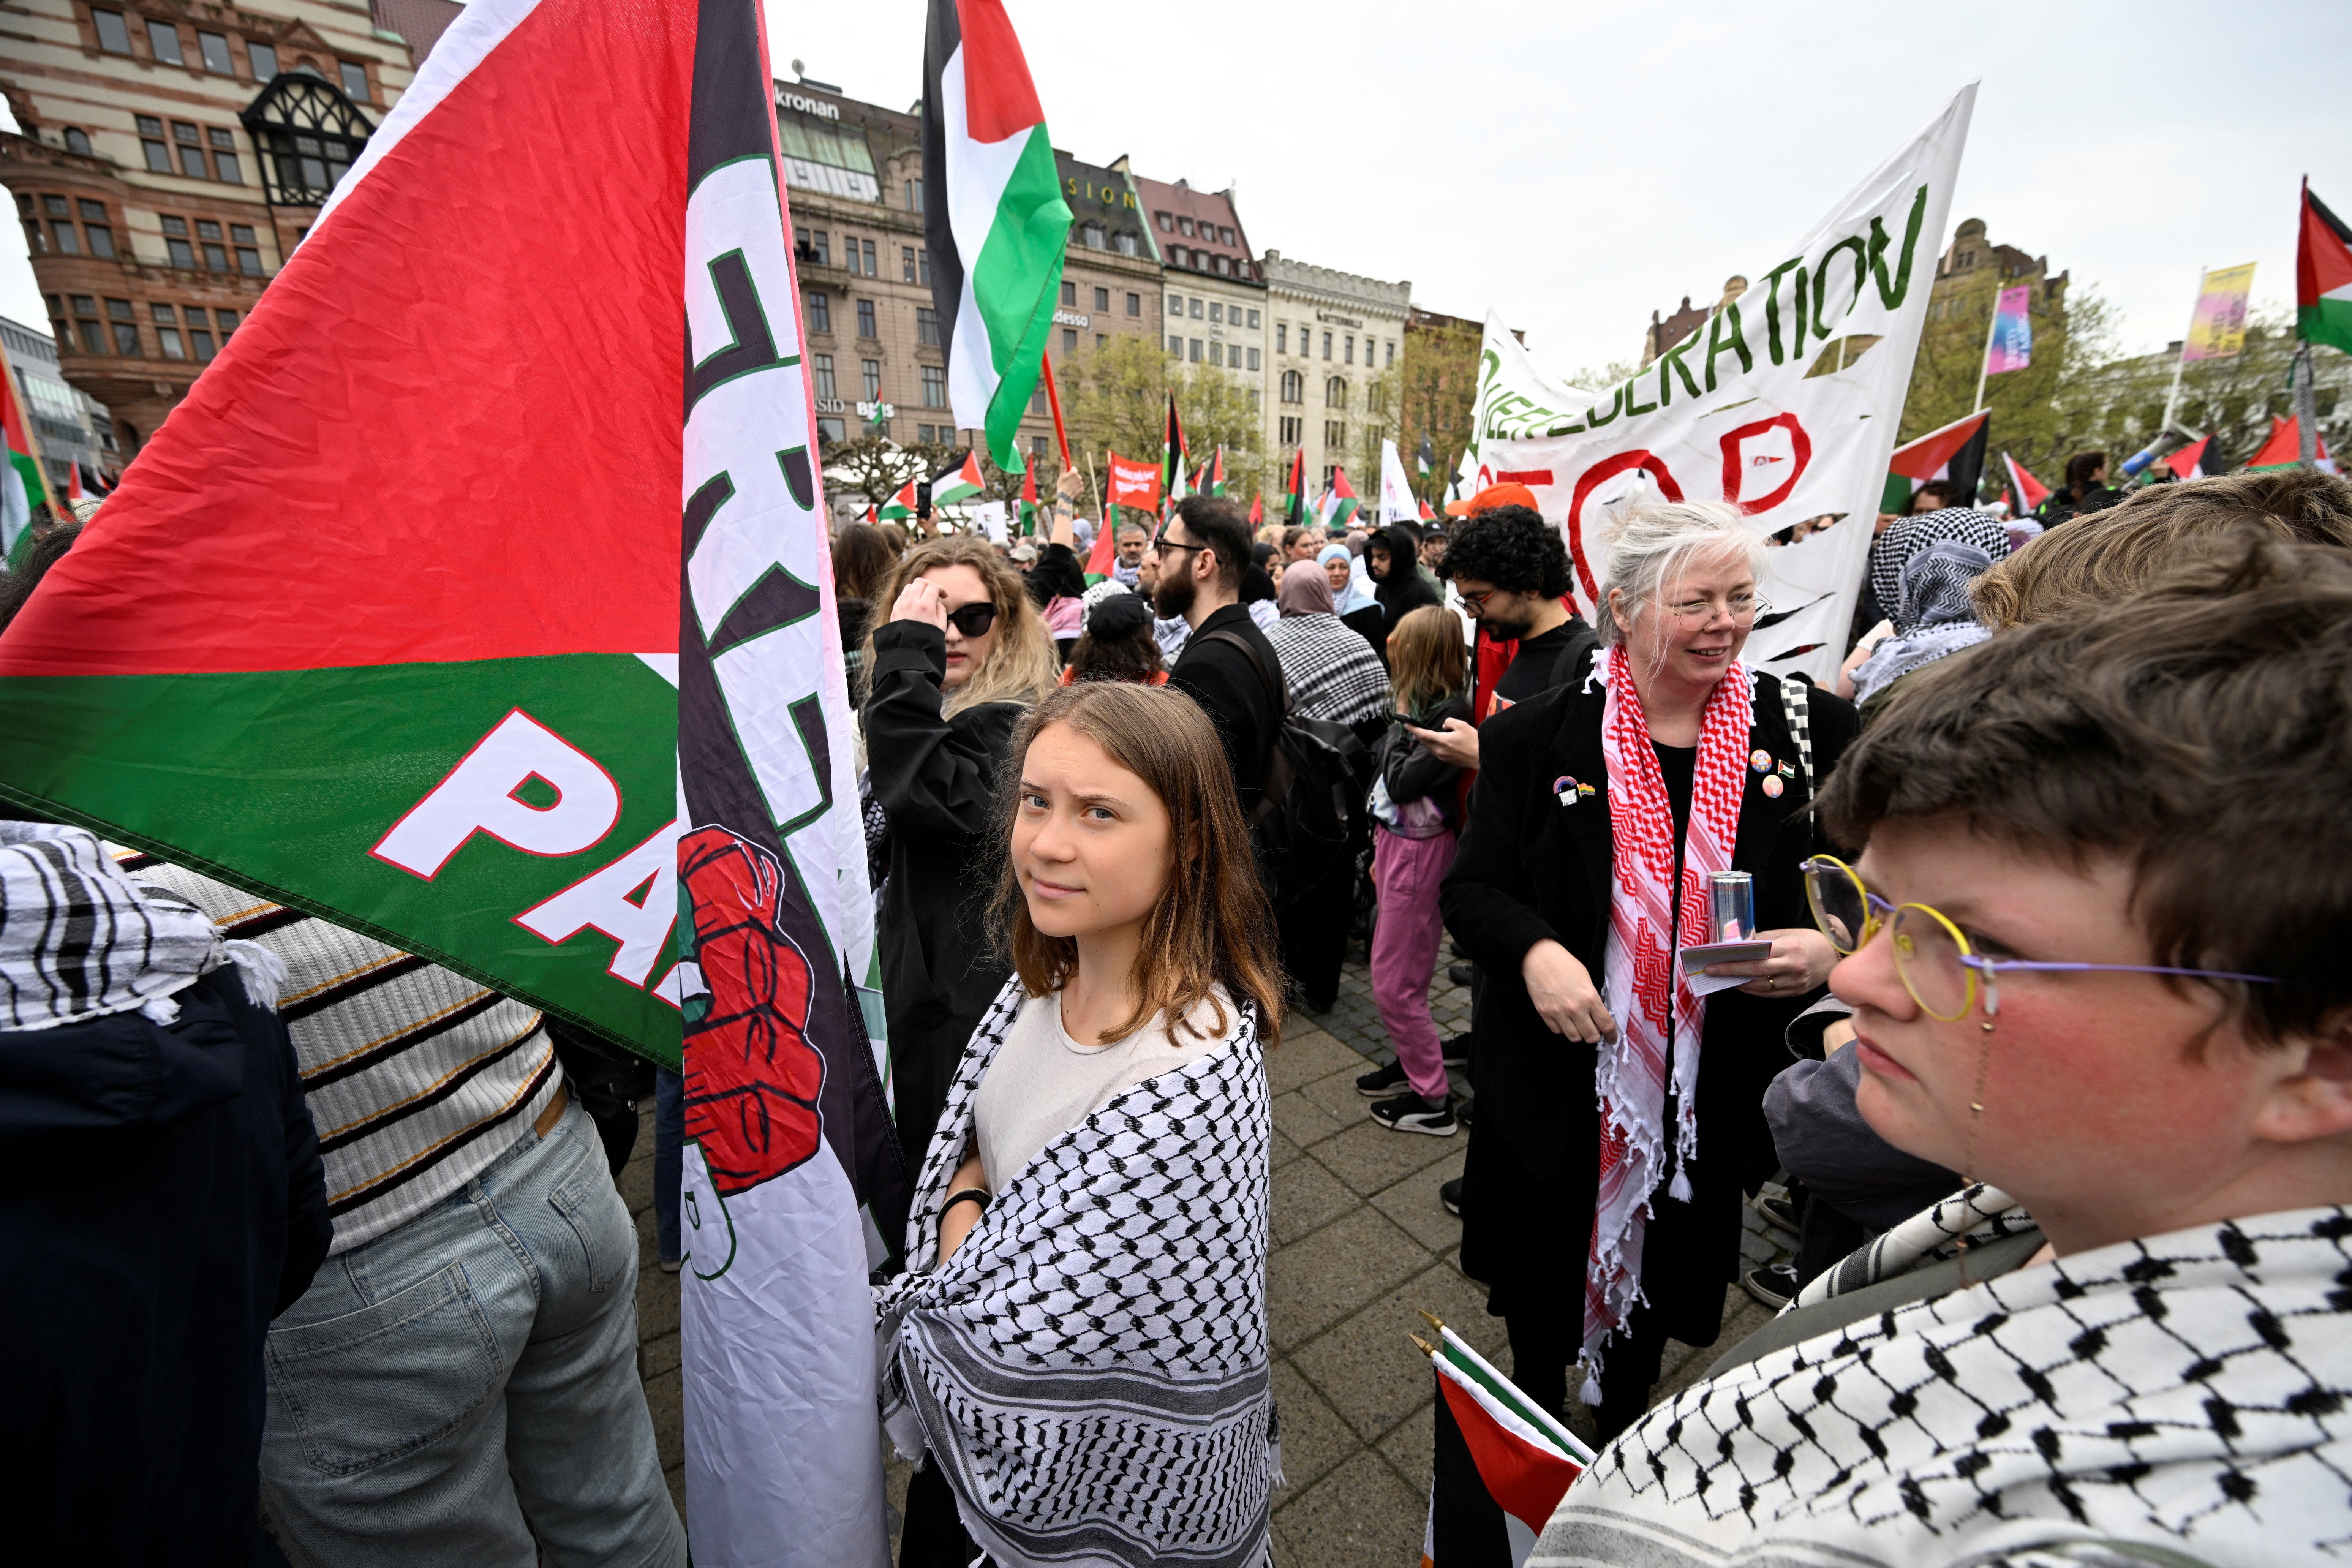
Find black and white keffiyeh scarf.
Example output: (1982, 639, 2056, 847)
(0, 822, 277, 1030)
(1792, 1180, 2036, 1310)
(874, 978, 1277, 1568)
(1535, 1203, 2352, 1568)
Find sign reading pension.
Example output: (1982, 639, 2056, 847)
(1475, 86, 1976, 683)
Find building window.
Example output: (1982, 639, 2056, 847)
(215, 307, 238, 335)
(1326, 421, 1346, 449)
(1092, 286, 1109, 311)
(231, 224, 262, 274)
(1209, 303, 1223, 325)
(860, 237, 876, 275)
(1156, 212, 1173, 231)
(1125, 291, 1140, 317)
(243, 74, 372, 206)
(146, 18, 184, 65)
(1322, 331, 1332, 359)
(91, 8, 131, 53)
(149, 303, 185, 359)
(1062, 327, 1078, 354)
(191, 218, 228, 270)
(64, 127, 92, 155)
(1167, 335, 1182, 354)
(160, 215, 196, 268)
(1170, 246, 1186, 267)
(1281, 369, 1303, 403)
(1189, 298, 1204, 320)
(107, 298, 141, 356)
(921, 365, 946, 408)
(138, 116, 172, 173)
(189, 317, 215, 359)
(903, 180, 918, 211)
(861, 359, 881, 400)
(1345, 335, 1355, 365)
(207, 127, 242, 183)
(1279, 415, 1301, 445)
(1032, 435, 1048, 459)
(808, 291, 830, 333)
(856, 299, 876, 338)
(817, 416, 845, 445)
(917, 248, 929, 285)
(1116, 233, 1137, 257)
(916, 424, 937, 444)
(1246, 347, 1260, 371)
(1096, 333, 1106, 350)
(1276, 324, 1287, 354)
(807, 229, 829, 266)
(48, 217, 80, 254)
(68, 296, 101, 354)
(1188, 339, 1202, 362)
(1178, 217, 1194, 237)
(1167, 293, 1181, 314)
(812, 354, 835, 399)
(1208, 342, 1223, 367)
(248, 40, 278, 78)
(1247, 309, 1261, 329)
(1030, 386, 1046, 415)
(1214, 256, 1229, 276)
(1386, 340, 1396, 368)
(196, 30, 233, 72)
(1326, 377, 1347, 408)
(916, 306, 938, 345)
(335, 60, 370, 100)
(76, 200, 115, 259)
(1219, 226, 1234, 245)
(1081, 222, 1104, 249)
(174, 122, 209, 179)
(902, 244, 917, 283)
(1059, 280, 1077, 307)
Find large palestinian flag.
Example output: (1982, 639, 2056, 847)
(923, 0, 1069, 472)
(2245, 414, 2335, 473)
(1883, 409, 1988, 512)
(0, 0, 902, 1560)
(2300, 180, 2352, 357)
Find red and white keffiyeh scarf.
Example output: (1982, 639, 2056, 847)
(1582, 643, 1752, 1400)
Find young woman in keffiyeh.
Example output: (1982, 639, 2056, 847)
(876, 681, 1285, 1568)
(1536, 542, 2352, 1567)
(1439, 501, 1860, 1443)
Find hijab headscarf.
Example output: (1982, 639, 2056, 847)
(1851, 530, 2003, 706)
(1318, 544, 1377, 616)
(1867, 507, 2009, 631)
(1276, 561, 1336, 617)
(1367, 522, 1440, 629)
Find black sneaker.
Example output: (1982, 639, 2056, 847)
(1446, 963, 1476, 988)
(1440, 1032, 1471, 1067)
(1742, 1262, 1799, 1310)
(1372, 1094, 1457, 1136)
(1355, 1059, 1412, 1097)
(1439, 1178, 1464, 1217)
(1754, 1195, 1801, 1239)
(1456, 1097, 1473, 1127)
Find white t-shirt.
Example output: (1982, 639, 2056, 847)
(973, 985, 1239, 1194)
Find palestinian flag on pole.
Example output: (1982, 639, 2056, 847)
(1320, 465, 1361, 528)
(2163, 435, 2212, 482)
(1162, 393, 1189, 505)
(2299, 180, 2352, 357)
(1284, 447, 1307, 527)
(1018, 461, 1040, 535)
(2245, 414, 2335, 472)
(1202, 444, 1226, 498)
(0, 333, 49, 569)
(932, 447, 985, 506)
(2001, 450, 2050, 515)
(0, 0, 904, 1558)
(878, 476, 918, 520)
(1247, 492, 1261, 525)
(1883, 408, 1988, 512)
(1419, 1324, 1594, 1567)
(923, 0, 1070, 473)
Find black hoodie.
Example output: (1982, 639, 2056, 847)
(1367, 521, 1440, 631)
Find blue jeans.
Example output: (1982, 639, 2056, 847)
(653, 1069, 683, 1264)
(257, 1097, 685, 1568)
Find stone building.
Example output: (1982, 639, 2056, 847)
(1040, 152, 1164, 465)
(1642, 275, 1748, 368)
(3, 312, 119, 492)
(1926, 217, 2067, 328)
(1261, 253, 1410, 492)
(2, 0, 450, 451)
(1130, 174, 1264, 398)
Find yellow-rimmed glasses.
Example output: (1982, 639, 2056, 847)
(1800, 855, 2281, 1023)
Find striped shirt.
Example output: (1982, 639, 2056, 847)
(120, 852, 560, 1255)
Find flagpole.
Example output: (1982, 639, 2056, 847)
(2160, 264, 2202, 437)
(1040, 349, 1074, 473)
(1970, 278, 2000, 416)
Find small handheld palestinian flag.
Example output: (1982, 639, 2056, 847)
(1161, 393, 1189, 503)
(2298, 179, 2352, 357)
(922, 0, 1070, 471)
(2163, 435, 2212, 482)
(1418, 1320, 1594, 1567)
(879, 476, 918, 520)
(1018, 462, 1040, 536)
(1321, 465, 1360, 528)
(1883, 409, 1988, 512)
(1284, 447, 1307, 528)
(1203, 444, 1226, 498)
(931, 448, 985, 507)
(2245, 414, 2334, 472)
(2001, 450, 2049, 515)
(1247, 492, 1261, 525)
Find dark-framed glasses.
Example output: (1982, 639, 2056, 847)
(1800, 854, 2280, 1023)
(945, 601, 999, 637)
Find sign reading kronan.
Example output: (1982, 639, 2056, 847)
(1475, 86, 1976, 684)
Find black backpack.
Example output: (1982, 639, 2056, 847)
(1197, 628, 1370, 907)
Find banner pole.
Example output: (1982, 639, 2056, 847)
(2161, 264, 2202, 436)
(1040, 349, 1074, 473)
(1970, 278, 2000, 415)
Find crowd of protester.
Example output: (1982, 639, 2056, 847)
(5, 457, 2349, 1567)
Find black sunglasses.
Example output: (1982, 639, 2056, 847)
(945, 601, 998, 637)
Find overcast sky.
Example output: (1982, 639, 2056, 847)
(8, 0, 2347, 383)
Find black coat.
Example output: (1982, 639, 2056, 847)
(0, 967, 328, 1566)
(1440, 669, 1857, 1330)
(865, 620, 1026, 1175)
(1168, 602, 1282, 814)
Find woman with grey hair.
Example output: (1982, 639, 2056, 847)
(1440, 499, 1861, 1442)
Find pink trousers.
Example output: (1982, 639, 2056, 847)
(1370, 825, 1458, 1102)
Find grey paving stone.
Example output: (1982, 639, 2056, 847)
(1374, 1397, 1435, 1494)
(1291, 1260, 1494, 1443)
(1295, 1063, 1377, 1124)
(642, 1364, 683, 1474)
(1269, 1359, 1358, 1494)
(641, 1326, 682, 1380)
(1306, 1114, 1462, 1196)
(635, 1263, 680, 1344)
(1367, 1146, 1466, 1253)
(1265, 1026, 1366, 1095)
(1270, 1448, 1426, 1568)
(1266, 1206, 1433, 1354)
(1269, 1127, 1304, 1171)
(1271, 1086, 1348, 1151)
(1271, 1155, 1359, 1247)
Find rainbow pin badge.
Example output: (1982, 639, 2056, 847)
(1553, 775, 1596, 806)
